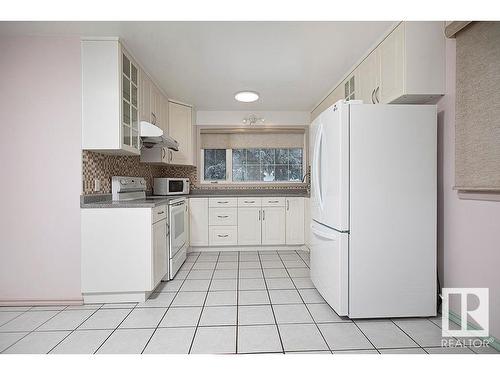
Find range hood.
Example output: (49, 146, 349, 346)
(140, 121, 179, 151)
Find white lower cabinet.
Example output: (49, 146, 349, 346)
(261, 206, 286, 245)
(285, 197, 305, 245)
(81, 205, 168, 303)
(189, 198, 208, 246)
(209, 226, 237, 246)
(238, 207, 262, 245)
(189, 196, 305, 248)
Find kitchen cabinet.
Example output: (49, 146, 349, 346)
(189, 198, 209, 246)
(311, 21, 445, 120)
(285, 198, 305, 245)
(82, 39, 140, 155)
(261, 206, 286, 245)
(238, 207, 262, 245)
(379, 22, 405, 104)
(357, 49, 381, 104)
(81, 206, 167, 303)
(152, 207, 168, 286)
(139, 70, 151, 123)
(168, 100, 194, 165)
(189, 196, 304, 249)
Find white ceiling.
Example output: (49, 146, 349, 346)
(0, 21, 395, 111)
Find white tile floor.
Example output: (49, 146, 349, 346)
(0, 250, 498, 354)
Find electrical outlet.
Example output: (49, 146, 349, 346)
(94, 179, 101, 192)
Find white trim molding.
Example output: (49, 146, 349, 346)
(196, 111, 310, 126)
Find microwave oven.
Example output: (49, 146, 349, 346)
(153, 178, 190, 196)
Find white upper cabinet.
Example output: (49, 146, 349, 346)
(139, 70, 151, 123)
(311, 21, 445, 120)
(169, 100, 194, 165)
(285, 198, 305, 245)
(357, 49, 381, 104)
(82, 39, 140, 155)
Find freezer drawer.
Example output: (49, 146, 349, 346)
(310, 220, 349, 316)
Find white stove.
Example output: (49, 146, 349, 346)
(111, 176, 187, 280)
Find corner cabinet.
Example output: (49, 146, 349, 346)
(168, 100, 194, 165)
(82, 39, 140, 155)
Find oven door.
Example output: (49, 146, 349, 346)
(169, 200, 187, 259)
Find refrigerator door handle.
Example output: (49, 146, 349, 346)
(313, 123, 324, 210)
(311, 224, 337, 240)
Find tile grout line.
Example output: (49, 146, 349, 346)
(235, 251, 240, 353)
(140, 251, 201, 354)
(1, 306, 70, 354)
(187, 251, 221, 354)
(350, 319, 381, 354)
(92, 302, 138, 354)
(278, 250, 333, 353)
(389, 318, 429, 353)
(257, 250, 285, 354)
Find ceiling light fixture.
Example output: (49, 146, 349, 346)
(235, 91, 259, 103)
(242, 114, 265, 126)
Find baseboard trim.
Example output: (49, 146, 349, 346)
(0, 298, 83, 306)
(448, 310, 500, 352)
(189, 245, 309, 253)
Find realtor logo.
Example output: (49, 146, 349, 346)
(441, 288, 489, 337)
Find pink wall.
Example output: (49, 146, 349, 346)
(0, 36, 82, 303)
(437, 38, 500, 340)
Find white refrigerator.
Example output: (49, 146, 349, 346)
(310, 100, 437, 319)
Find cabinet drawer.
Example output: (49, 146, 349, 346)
(209, 226, 237, 246)
(209, 208, 237, 226)
(262, 197, 285, 207)
(209, 197, 237, 208)
(152, 205, 167, 223)
(238, 197, 262, 207)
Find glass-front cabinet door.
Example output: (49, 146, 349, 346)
(121, 50, 139, 151)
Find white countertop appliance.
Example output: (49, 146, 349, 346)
(153, 178, 190, 196)
(310, 100, 437, 319)
(111, 176, 187, 280)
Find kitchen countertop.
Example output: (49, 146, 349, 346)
(81, 189, 309, 209)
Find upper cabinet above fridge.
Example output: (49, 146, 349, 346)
(81, 38, 141, 155)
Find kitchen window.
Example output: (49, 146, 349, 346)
(199, 128, 307, 184)
(201, 148, 304, 183)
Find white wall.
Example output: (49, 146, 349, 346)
(437, 38, 500, 340)
(196, 111, 310, 126)
(0, 36, 82, 304)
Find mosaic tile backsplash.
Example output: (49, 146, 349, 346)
(82, 151, 197, 195)
(82, 151, 310, 195)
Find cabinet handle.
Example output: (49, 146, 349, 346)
(157, 211, 165, 215)
(263, 210, 265, 220)
(375, 86, 380, 103)
(259, 210, 261, 221)
(217, 215, 229, 218)
(166, 223, 170, 237)
(169, 150, 173, 162)
(217, 234, 229, 238)
(217, 201, 228, 204)
(287, 200, 289, 211)
(151, 113, 156, 125)
(371, 89, 375, 104)
(244, 200, 255, 203)
(268, 200, 279, 203)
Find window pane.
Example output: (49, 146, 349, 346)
(262, 164, 275, 181)
(233, 165, 245, 181)
(204, 149, 226, 180)
(276, 149, 289, 164)
(289, 148, 303, 164)
(247, 149, 260, 164)
(289, 165, 303, 181)
(261, 149, 275, 164)
(233, 149, 245, 165)
(246, 165, 260, 181)
(275, 165, 289, 181)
